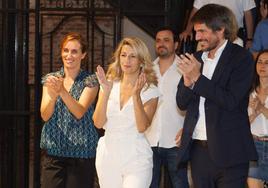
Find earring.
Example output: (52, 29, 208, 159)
(140, 64, 145, 72)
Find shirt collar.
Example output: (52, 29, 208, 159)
(154, 54, 179, 69)
(202, 40, 228, 61)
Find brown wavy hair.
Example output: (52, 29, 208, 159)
(191, 4, 238, 42)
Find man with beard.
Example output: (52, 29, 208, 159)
(145, 26, 189, 188)
(176, 4, 258, 188)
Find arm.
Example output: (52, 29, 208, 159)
(249, 112, 259, 123)
(248, 95, 261, 123)
(133, 95, 158, 133)
(259, 104, 268, 119)
(175, 128, 183, 146)
(59, 84, 98, 119)
(176, 53, 201, 110)
(260, 2, 268, 20)
(179, 7, 198, 41)
(92, 66, 113, 129)
(248, 99, 268, 122)
(193, 50, 254, 110)
(255, 94, 268, 119)
(244, 9, 254, 49)
(178, 46, 254, 110)
(93, 90, 110, 129)
(40, 85, 58, 121)
(132, 73, 158, 133)
(176, 78, 195, 111)
(40, 75, 60, 121)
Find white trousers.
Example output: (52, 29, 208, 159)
(96, 135, 153, 188)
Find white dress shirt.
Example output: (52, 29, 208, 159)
(192, 40, 228, 140)
(145, 55, 185, 148)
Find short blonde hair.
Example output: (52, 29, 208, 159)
(106, 37, 158, 88)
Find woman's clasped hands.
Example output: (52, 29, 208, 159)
(44, 75, 64, 100)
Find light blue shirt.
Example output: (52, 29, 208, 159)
(251, 19, 268, 53)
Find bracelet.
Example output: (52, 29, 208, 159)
(247, 38, 253, 41)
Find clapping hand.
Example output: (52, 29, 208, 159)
(44, 75, 63, 100)
(249, 95, 259, 109)
(96, 65, 113, 96)
(132, 72, 146, 97)
(249, 95, 262, 116)
(178, 53, 201, 87)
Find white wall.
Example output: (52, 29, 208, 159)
(122, 17, 156, 60)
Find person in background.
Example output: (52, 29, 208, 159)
(176, 4, 257, 188)
(250, 0, 268, 60)
(179, 0, 256, 49)
(247, 50, 268, 188)
(260, 0, 268, 19)
(145, 26, 189, 188)
(93, 37, 159, 188)
(40, 32, 99, 188)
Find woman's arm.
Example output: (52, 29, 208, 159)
(249, 103, 268, 122)
(132, 73, 158, 133)
(93, 90, 110, 129)
(40, 85, 58, 121)
(40, 75, 60, 121)
(60, 85, 98, 119)
(244, 9, 254, 49)
(259, 103, 268, 119)
(133, 95, 158, 133)
(92, 65, 113, 128)
(249, 111, 260, 123)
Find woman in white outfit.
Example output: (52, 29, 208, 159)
(93, 37, 159, 188)
(247, 50, 268, 188)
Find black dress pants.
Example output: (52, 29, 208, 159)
(190, 140, 249, 188)
(41, 154, 96, 188)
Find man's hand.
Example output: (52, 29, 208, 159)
(179, 30, 193, 42)
(178, 53, 201, 87)
(175, 128, 183, 147)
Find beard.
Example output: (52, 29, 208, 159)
(198, 38, 220, 52)
(156, 47, 170, 57)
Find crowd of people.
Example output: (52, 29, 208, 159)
(39, 1, 268, 188)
